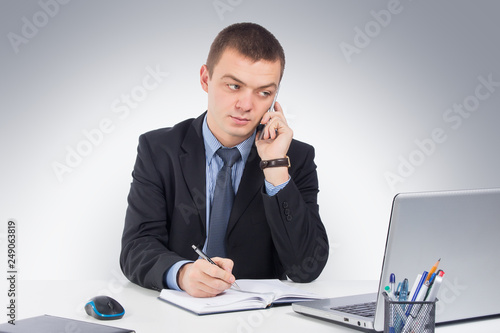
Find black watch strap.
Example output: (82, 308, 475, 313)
(259, 156, 291, 170)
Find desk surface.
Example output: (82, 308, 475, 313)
(12, 279, 500, 332)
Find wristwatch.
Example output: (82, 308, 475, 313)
(259, 156, 291, 170)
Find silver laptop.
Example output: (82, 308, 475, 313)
(293, 188, 500, 331)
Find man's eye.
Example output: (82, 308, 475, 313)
(228, 84, 239, 90)
(259, 91, 271, 97)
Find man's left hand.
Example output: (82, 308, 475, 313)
(255, 102, 293, 186)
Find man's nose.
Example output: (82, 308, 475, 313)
(235, 91, 253, 111)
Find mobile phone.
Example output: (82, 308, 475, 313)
(257, 86, 280, 140)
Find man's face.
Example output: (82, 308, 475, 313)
(200, 48, 281, 147)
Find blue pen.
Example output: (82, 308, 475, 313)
(424, 273, 437, 300)
(394, 279, 408, 332)
(428, 272, 437, 285)
(390, 273, 396, 298)
(398, 279, 409, 301)
(406, 271, 428, 316)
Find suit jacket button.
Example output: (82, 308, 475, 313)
(282, 202, 289, 209)
(286, 215, 293, 221)
(284, 208, 290, 215)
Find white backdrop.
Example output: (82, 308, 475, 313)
(1, 1, 499, 288)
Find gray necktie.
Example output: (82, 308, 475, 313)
(206, 147, 241, 258)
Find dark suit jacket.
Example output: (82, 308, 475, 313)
(120, 113, 329, 291)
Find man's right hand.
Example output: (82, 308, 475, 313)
(177, 257, 236, 297)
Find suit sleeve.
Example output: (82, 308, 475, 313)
(261, 144, 329, 282)
(120, 134, 184, 291)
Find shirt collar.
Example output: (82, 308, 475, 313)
(202, 114, 255, 165)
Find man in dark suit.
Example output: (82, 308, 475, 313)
(120, 22, 329, 297)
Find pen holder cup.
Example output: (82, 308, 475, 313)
(383, 292, 438, 333)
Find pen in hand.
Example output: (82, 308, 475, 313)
(191, 245, 241, 291)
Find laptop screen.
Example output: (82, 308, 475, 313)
(373, 188, 500, 331)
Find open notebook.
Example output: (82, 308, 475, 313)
(159, 279, 322, 315)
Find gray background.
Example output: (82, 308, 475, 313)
(1, 0, 499, 288)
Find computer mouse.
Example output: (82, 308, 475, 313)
(85, 295, 125, 320)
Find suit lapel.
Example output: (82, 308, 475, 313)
(179, 114, 207, 231)
(178, 115, 263, 236)
(227, 144, 263, 233)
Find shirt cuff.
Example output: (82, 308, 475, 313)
(264, 176, 291, 196)
(166, 260, 193, 291)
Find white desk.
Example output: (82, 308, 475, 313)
(13, 279, 500, 332)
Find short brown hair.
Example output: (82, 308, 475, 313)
(206, 22, 285, 80)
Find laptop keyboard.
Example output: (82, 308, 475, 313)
(331, 301, 376, 318)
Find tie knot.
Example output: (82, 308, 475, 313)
(216, 147, 241, 168)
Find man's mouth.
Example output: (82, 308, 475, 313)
(230, 116, 251, 125)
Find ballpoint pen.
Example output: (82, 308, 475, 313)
(425, 272, 437, 299)
(402, 275, 435, 333)
(406, 271, 428, 316)
(390, 273, 396, 298)
(398, 279, 409, 301)
(384, 286, 396, 301)
(428, 272, 437, 285)
(394, 279, 408, 332)
(191, 245, 241, 290)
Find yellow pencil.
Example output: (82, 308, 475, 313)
(425, 258, 441, 282)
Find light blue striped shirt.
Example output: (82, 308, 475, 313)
(202, 115, 255, 242)
(166, 115, 289, 290)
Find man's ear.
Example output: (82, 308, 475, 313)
(200, 64, 209, 93)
